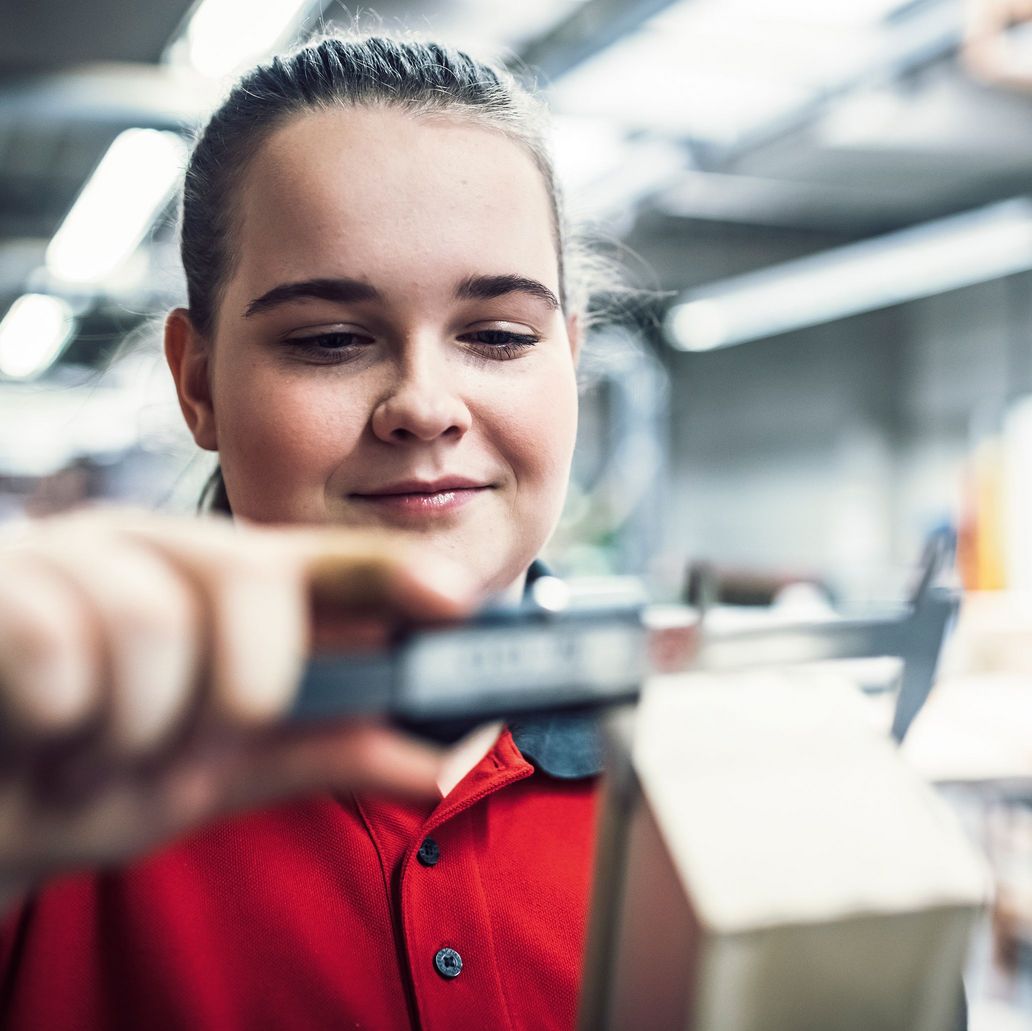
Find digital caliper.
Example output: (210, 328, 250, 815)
(291, 535, 958, 744)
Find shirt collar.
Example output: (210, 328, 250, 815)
(508, 560, 605, 780)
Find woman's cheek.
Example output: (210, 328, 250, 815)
(215, 373, 359, 522)
(506, 361, 578, 493)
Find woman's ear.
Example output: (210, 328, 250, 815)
(165, 308, 218, 451)
(566, 312, 583, 364)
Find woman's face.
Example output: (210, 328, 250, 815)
(173, 106, 579, 596)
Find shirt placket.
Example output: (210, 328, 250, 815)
(398, 751, 534, 1031)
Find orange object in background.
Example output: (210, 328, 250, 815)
(957, 437, 1007, 591)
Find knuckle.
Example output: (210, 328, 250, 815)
(0, 585, 95, 732)
(101, 544, 199, 639)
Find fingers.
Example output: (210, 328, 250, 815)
(0, 554, 97, 737)
(0, 514, 302, 758)
(122, 521, 308, 726)
(116, 518, 478, 721)
(0, 508, 483, 888)
(0, 512, 478, 758)
(10, 533, 201, 753)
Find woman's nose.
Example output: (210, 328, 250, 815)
(370, 356, 473, 444)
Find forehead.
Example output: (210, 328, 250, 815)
(229, 106, 559, 304)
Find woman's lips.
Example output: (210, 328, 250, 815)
(349, 484, 491, 518)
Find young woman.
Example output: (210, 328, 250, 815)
(0, 36, 601, 1030)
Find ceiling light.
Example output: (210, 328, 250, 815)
(171, 0, 311, 79)
(0, 294, 76, 380)
(45, 128, 188, 288)
(666, 199, 1032, 351)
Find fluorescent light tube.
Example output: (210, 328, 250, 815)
(46, 128, 188, 288)
(0, 294, 76, 380)
(666, 199, 1032, 351)
(173, 0, 311, 79)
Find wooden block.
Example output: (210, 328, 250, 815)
(581, 671, 990, 1031)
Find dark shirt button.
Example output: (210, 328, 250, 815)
(417, 838, 440, 867)
(434, 947, 463, 979)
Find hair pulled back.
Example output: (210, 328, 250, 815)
(181, 35, 574, 339)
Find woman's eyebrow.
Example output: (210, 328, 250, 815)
(242, 273, 560, 318)
(243, 278, 383, 317)
(455, 274, 560, 311)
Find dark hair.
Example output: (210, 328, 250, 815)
(183, 34, 600, 514)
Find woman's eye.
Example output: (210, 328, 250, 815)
(283, 331, 372, 363)
(461, 329, 539, 360)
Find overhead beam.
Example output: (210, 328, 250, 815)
(516, 0, 681, 83)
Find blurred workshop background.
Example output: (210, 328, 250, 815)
(2, 2, 1032, 1024)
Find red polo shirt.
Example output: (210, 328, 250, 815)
(0, 723, 599, 1030)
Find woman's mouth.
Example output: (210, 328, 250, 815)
(349, 479, 492, 519)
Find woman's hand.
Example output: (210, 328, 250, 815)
(0, 509, 477, 913)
